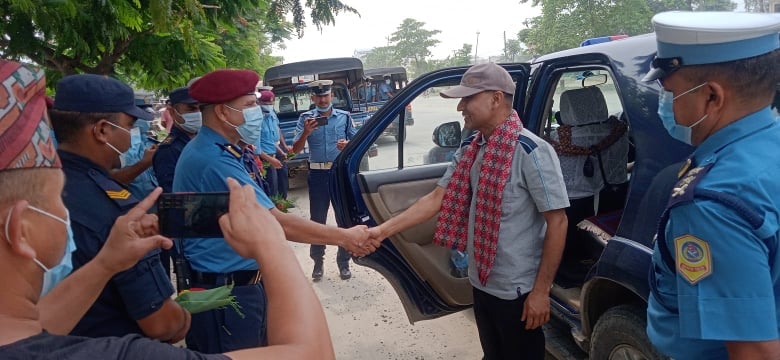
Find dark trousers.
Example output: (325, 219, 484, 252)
(265, 154, 289, 199)
(185, 282, 268, 353)
(308, 169, 350, 268)
(472, 287, 545, 360)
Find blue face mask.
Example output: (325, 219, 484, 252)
(224, 105, 264, 145)
(5, 206, 76, 298)
(316, 103, 333, 113)
(657, 82, 708, 145)
(129, 127, 142, 148)
(260, 105, 275, 114)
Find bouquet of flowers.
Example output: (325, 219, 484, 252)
(271, 194, 296, 213)
(175, 285, 244, 318)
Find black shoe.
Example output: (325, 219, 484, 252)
(339, 267, 352, 280)
(312, 261, 323, 281)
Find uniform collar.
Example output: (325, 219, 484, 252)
(693, 107, 776, 161)
(170, 125, 190, 139)
(198, 125, 232, 145)
(57, 149, 110, 176)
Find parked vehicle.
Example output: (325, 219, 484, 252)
(330, 34, 694, 359)
(263, 58, 375, 178)
(353, 67, 414, 142)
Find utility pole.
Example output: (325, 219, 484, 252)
(474, 31, 480, 64)
(503, 31, 507, 61)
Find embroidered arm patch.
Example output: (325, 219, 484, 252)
(675, 234, 712, 284)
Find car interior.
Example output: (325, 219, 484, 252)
(541, 69, 633, 310)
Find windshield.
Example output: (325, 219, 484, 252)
(273, 84, 350, 114)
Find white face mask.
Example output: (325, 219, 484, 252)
(175, 109, 203, 134)
(103, 121, 131, 167)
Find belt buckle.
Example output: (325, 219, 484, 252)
(250, 270, 262, 285)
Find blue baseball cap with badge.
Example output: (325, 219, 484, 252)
(169, 86, 198, 105)
(643, 11, 780, 82)
(52, 74, 154, 120)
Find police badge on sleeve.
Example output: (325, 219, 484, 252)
(674, 235, 712, 284)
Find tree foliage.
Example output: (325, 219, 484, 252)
(389, 18, 441, 77)
(501, 38, 531, 63)
(518, 0, 735, 56)
(449, 44, 473, 67)
(743, 0, 770, 11)
(0, 0, 358, 93)
(362, 46, 401, 69)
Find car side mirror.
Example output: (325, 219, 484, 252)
(432, 121, 462, 148)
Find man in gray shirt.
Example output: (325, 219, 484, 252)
(367, 63, 569, 360)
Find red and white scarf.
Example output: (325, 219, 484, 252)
(433, 110, 523, 285)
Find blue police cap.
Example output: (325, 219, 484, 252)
(169, 87, 197, 105)
(308, 80, 333, 95)
(643, 11, 780, 82)
(53, 74, 154, 120)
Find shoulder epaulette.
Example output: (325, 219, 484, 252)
(87, 171, 139, 209)
(216, 143, 242, 159)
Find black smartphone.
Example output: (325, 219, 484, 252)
(314, 115, 328, 126)
(157, 192, 229, 238)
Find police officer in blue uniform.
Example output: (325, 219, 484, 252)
(174, 70, 372, 354)
(255, 89, 290, 198)
(153, 86, 201, 193)
(378, 75, 394, 101)
(359, 76, 376, 102)
(292, 80, 358, 281)
(49, 74, 190, 341)
(111, 105, 158, 199)
(644, 12, 780, 359)
(152, 87, 201, 279)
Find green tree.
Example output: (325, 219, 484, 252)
(363, 46, 401, 69)
(743, 0, 771, 11)
(389, 18, 441, 77)
(518, 0, 735, 55)
(743, 0, 766, 11)
(501, 38, 531, 62)
(0, 0, 357, 92)
(450, 43, 473, 67)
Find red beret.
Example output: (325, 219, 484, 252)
(189, 69, 260, 104)
(259, 90, 275, 103)
(0, 60, 61, 171)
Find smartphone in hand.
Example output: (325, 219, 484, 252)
(314, 115, 328, 126)
(158, 192, 229, 238)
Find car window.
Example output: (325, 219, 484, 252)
(360, 75, 524, 173)
(359, 80, 459, 172)
(274, 85, 349, 113)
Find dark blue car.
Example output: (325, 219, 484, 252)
(329, 34, 702, 359)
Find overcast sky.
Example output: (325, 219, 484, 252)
(272, 0, 542, 63)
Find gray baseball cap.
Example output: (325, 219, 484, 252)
(440, 63, 515, 99)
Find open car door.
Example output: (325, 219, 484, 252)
(331, 64, 530, 323)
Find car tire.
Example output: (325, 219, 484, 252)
(395, 130, 406, 143)
(589, 305, 668, 360)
